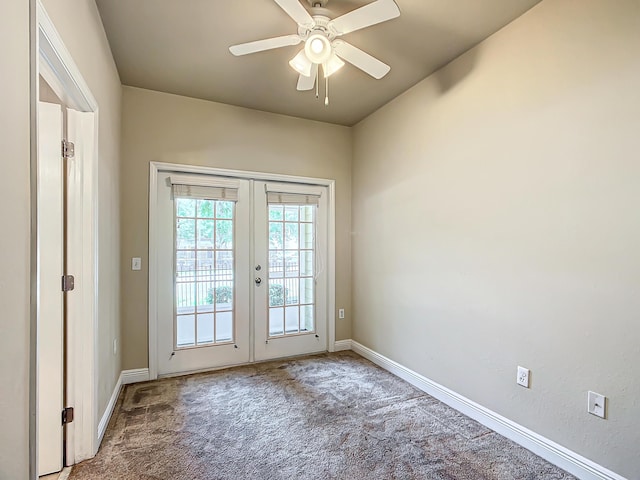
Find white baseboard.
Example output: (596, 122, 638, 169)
(96, 368, 150, 449)
(97, 372, 122, 446)
(350, 341, 626, 480)
(121, 368, 150, 385)
(333, 339, 352, 351)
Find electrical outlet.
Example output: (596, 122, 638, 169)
(588, 391, 606, 419)
(338, 308, 345, 319)
(132, 257, 142, 271)
(517, 366, 530, 388)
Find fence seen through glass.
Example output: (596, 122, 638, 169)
(268, 204, 315, 337)
(175, 197, 235, 348)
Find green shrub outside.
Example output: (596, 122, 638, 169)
(205, 285, 233, 305)
(269, 283, 284, 307)
(205, 283, 297, 307)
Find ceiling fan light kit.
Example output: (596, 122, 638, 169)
(229, 0, 400, 107)
(324, 54, 345, 78)
(289, 49, 313, 76)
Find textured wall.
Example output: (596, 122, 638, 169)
(40, 0, 122, 419)
(0, 1, 31, 477)
(120, 87, 352, 370)
(352, 0, 640, 477)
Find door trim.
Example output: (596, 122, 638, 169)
(148, 162, 337, 380)
(34, 0, 100, 471)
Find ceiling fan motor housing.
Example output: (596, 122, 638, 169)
(298, 15, 335, 39)
(297, 15, 337, 65)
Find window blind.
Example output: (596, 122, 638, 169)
(266, 192, 320, 205)
(170, 175, 239, 202)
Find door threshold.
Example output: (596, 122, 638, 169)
(157, 350, 329, 379)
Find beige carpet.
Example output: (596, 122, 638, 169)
(70, 352, 575, 479)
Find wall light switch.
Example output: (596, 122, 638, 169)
(338, 308, 345, 319)
(132, 257, 142, 271)
(588, 391, 606, 419)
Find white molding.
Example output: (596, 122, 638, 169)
(248, 179, 256, 364)
(148, 162, 337, 378)
(326, 181, 336, 353)
(65, 109, 99, 465)
(121, 368, 150, 385)
(97, 373, 122, 447)
(149, 162, 334, 186)
(333, 339, 352, 351)
(37, 1, 97, 112)
(148, 163, 159, 380)
(351, 341, 627, 480)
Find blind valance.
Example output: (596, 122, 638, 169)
(266, 192, 320, 206)
(170, 175, 239, 202)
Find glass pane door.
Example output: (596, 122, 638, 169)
(174, 198, 235, 348)
(267, 203, 316, 336)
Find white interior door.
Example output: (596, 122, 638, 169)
(155, 172, 328, 376)
(37, 101, 64, 476)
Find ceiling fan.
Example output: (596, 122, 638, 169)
(229, 0, 400, 103)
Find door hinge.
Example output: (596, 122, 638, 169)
(62, 140, 75, 159)
(62, 407, 74, 425)
(62, 274, 75, 292)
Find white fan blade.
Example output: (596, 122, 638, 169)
(333, 40, 390, 79)
(329, 0, 400, 36)
(274, 0, 315, 27)
(297, 64, 318, 91)
(229, 34, 301, 56)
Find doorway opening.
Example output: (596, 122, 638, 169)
(34, 2, 100, 477)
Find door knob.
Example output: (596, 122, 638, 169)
(255, 277, 262, 286)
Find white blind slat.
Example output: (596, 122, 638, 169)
(267, 192, 320, 205)
(169, 175, 239, 202)
(172, 184, 238, 201)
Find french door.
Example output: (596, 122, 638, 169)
(156, 172, 327, 376)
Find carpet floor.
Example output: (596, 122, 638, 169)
(69, 351, 576, 479)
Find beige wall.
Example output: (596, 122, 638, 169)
(0, 1, 31, 477)
(120, 87, 352, 370)
(40, 0, 122, 417)
(352, 0, 640, 477)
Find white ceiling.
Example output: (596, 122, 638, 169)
(96, 0, 541, 126)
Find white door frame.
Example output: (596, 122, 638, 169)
(34, 0, 99, 468)
(148, 162, 337, 380)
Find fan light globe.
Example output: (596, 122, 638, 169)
(304, 33, 331, 64)
(310, 38, 324, 54)
(323, 54, 345, 78)
(289, 49, 313, 77)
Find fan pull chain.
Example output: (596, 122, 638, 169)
(325, 76, 329, 106)
(315, 67, 319, 99)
